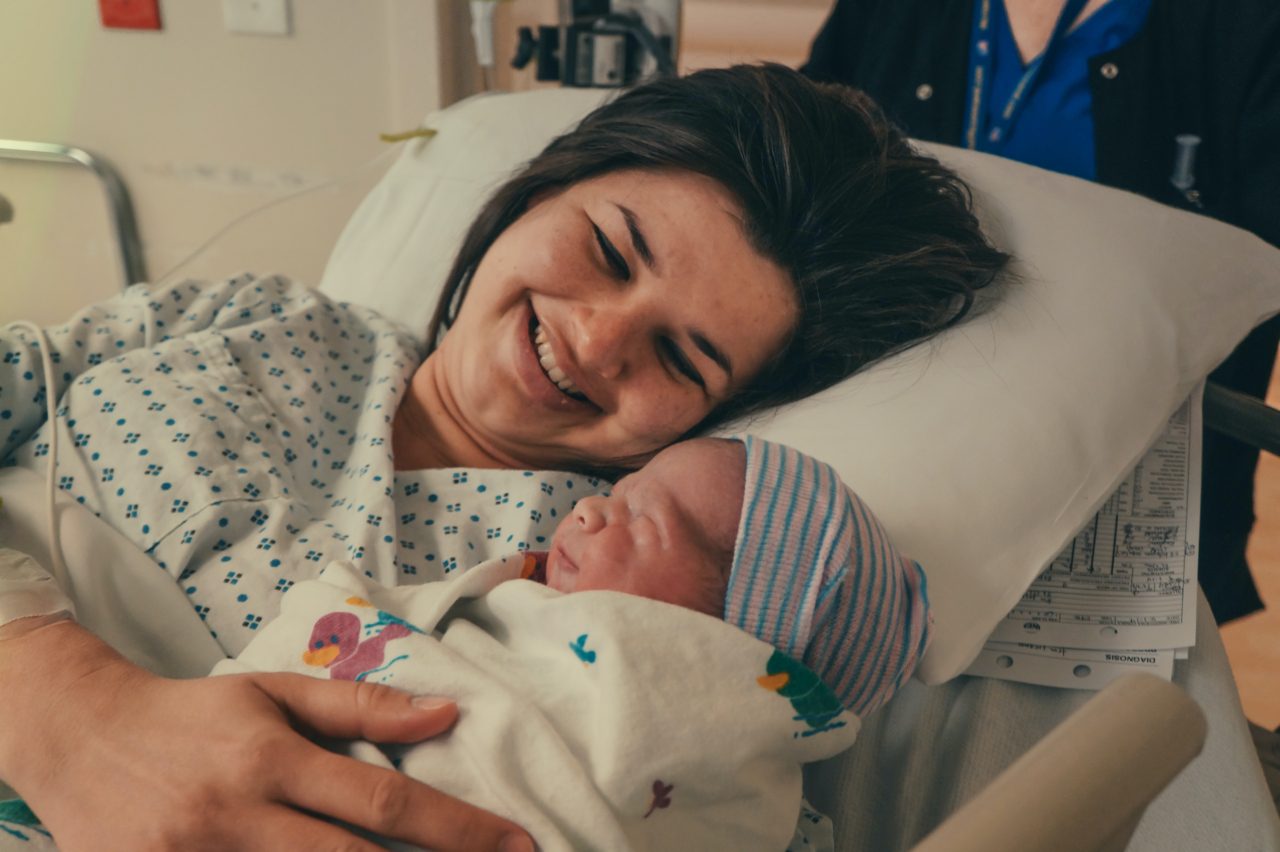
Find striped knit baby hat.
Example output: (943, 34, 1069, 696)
(724, 435, 933, 717)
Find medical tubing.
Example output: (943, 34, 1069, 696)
(153, 145, 400, 288)
(142, 296, 156, 348)
(7, 321, 72, 596)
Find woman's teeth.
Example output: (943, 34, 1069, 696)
(533, 323, 585, 398)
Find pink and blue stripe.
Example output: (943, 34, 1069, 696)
(724, 435, 932, 717)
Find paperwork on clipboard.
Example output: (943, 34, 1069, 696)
(967, 385, 1203, 689)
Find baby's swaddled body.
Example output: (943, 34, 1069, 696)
(216, 557, 858, 852)
(220, 435, 931, 851)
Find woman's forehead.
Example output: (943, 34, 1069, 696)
(573, 167, 739, 209)
(571, 170, 751, 276)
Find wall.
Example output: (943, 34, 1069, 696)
(680, 0, 829, 70)
(0, 0, 453, 326)
(0, 0, 833, 327)
(485, 0, 830, 91)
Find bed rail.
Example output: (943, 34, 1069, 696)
(1205, 380, 1280, 456)
(911, 673, 1207, 852)
(0, 139, 147, 289)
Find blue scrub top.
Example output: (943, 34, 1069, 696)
(966, 0, 1152, 180)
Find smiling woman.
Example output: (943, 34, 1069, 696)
(0, 63, 1011, 852)
(407, 63, 1012, 475)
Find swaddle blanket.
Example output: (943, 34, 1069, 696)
(216, 558, 861, 851)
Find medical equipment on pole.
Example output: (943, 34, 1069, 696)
(510, 0, 680, 88)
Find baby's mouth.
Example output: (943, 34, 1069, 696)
(529, 317, 589, 403)
(547, 542, 579, 593)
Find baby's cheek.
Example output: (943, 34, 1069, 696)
(656, 572, 722, 617)
(686, 551, 730, 617)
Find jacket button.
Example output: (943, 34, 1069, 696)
(1099, 62, 1119, 80)
(915, 83, 934, 101)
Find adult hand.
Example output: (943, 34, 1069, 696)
(0, 620, 532, 852)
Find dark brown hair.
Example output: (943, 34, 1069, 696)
(430, 63, 1009, 435)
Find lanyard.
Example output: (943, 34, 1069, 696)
(965, 0, 1091, 149)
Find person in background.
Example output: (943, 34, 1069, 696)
(802, 0, 1280, 623)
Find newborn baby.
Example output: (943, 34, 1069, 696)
(528, 435, 932, 716)
(220, 436, 931, 851)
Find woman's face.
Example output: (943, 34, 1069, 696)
(431, 168, 798, 470)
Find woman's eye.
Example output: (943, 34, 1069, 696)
(659, 337, 705, 389)
(592, 222, 631, 281)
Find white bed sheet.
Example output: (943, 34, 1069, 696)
(2, 467, 1277, 849)
(807, 587, 1280, 851)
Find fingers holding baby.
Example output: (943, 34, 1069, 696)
(4, 629, 528, 852)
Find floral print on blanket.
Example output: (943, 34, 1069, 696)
(642, 780, 674, 819)
(300, 597, 423, 682)
(568, 633, 598, 665)
(0, 799, 48, 843)
(757, 650, 847, 738)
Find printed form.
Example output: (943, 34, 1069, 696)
(967, 386, 1202, 689)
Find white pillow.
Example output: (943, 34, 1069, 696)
(320, 88, 1280, 683)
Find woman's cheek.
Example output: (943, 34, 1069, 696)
(534, 226, 591, 296)
(615, 385, 705, 445)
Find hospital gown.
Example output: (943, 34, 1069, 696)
(0, 275, 601, 655)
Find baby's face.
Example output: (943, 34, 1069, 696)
(545, 438, 745, 615)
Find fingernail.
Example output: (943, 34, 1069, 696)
(499, 834, 534, 852)
(411, 695, 453, 710)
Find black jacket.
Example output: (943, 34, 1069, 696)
(802, 0, 1280, 621)
(802, 0, 1280, 247)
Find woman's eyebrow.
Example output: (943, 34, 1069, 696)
(614, 204, 656, 271)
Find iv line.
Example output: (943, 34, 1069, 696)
(6, 321, 71, 596)
(153, 144, 402, 288)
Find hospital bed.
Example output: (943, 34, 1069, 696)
(3, 82, 1280, 850)
(0, 139, 146, 289)
(912, 672, 1208, 852)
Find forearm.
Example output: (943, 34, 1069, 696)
(0, 617, 141, 792)
(0, 617, 530, 852)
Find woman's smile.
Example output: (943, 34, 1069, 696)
(514, 300, 598, 414)
(533, 319, 587, 400)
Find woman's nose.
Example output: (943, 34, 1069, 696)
(575, 307, 640, 381)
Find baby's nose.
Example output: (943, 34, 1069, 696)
(572, 497, 607, 533)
